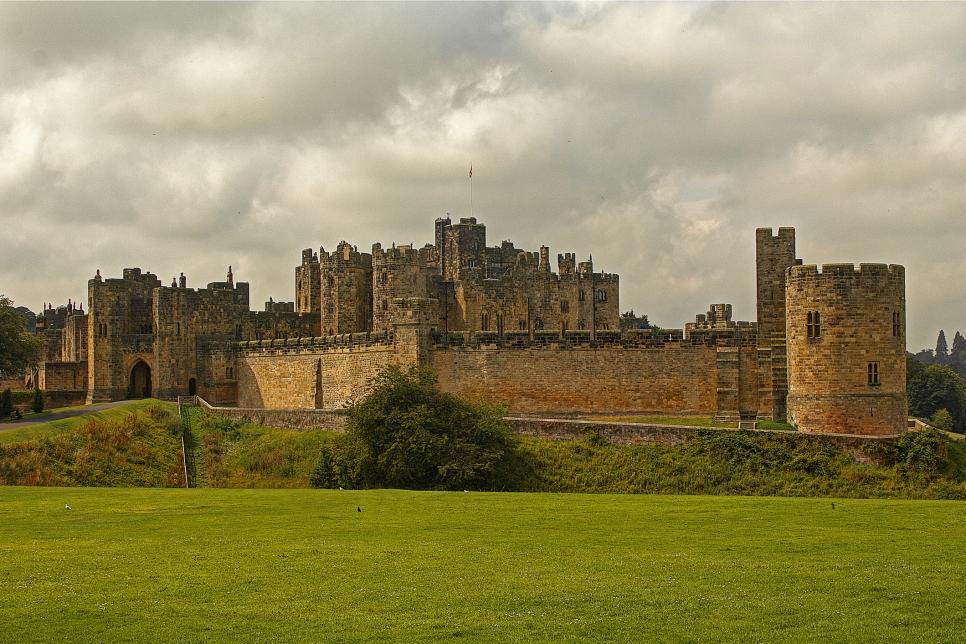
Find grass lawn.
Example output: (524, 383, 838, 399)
(0, 400, 171, 445)
(0, 488, 962, 642)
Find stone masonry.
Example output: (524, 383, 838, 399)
(30, 219, 907, 435)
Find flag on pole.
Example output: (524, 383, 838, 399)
(469, 164, 473, 179)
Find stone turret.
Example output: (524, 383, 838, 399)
(785, 263, 906, 435)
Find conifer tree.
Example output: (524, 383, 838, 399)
(936, 329, 949, 364)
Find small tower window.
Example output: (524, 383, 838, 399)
(379, 271, 388, 285)
(807, 311, 821, 338)
(481, 312, 489, 331)
(560, 300, 569, 313)
(381, 299, 389, 311)
(578, 290, 585, 302)
(596, 289, 607, 302)
(892, 311, 900, 337)
(867, 362, 880, 386)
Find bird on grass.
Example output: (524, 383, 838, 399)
(357, 507, 362, 513)
(64, 504, 72, 511)
(831, 502, 836, 510)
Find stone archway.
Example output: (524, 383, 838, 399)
(188, 378, 197, 396)
(129, 361, 152, 399)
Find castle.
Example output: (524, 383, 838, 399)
(28, 219, 907, 436)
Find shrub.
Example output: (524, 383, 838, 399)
(0, 388, 11, 417)
(890, 428, 944, 476)
(31, 388, 43, 414)
(310, 434, 370, 489)
(312, 366, 514, 490)
(931, 408, 954, 432)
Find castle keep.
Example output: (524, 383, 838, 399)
(31, 220, 908, 436)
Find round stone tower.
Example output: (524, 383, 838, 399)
(785, 263, 906, 436)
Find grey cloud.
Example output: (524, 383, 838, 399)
(2, 2, 965, 350)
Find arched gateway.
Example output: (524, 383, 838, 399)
(129, 361, 152, 399)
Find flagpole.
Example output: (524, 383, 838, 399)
(469, 163, 473, 216)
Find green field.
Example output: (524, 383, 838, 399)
(0, 487, 963, 642)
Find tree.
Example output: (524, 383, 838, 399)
(935, 330, 949, 364)
(620, 309, 651, 331)
(948, 331, 966, 378)
(31, 388, 44, 414)
(931, 408, 954, 432)
(312, 366, 515, 490)
(0, 389, 11, 418)
(907, 363, 966, 433)
(0, 296, 42, 377)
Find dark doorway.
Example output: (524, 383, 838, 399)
(188, 378, 197, 396)
(129, 361, 152, 399)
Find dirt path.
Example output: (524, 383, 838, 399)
(0, 401, 132, 430)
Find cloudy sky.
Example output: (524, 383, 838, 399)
(2, 2, 965, 350)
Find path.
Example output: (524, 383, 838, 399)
(0, 401, 132, 431)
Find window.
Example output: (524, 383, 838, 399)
(892, 311, 900, 337)
(596, 289, 607, 302)
(807, 311, 821, 338)
(226, 366, 233, 379)
(578, 290, 585, 302)
(381, 299, 388, 311)
(518, 320, 526, 330)
(175, 322, 180, 336)
(560, 300, 569, 313)
(326, 302, 334, 315)
(481, 312, 489, 331)
(867, 362, 879, 386)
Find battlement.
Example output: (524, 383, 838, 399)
(756, 227, 796, 242)
(319, 241, 373, 269)
(371, 242, 426, 266)
(236, 329, 394, 354)
(557, 253, 576, 274)
(264, 298, 295, 313)
(120, 267, 162, 286)
(788, 263, 905, 282)
(433, 326, 756, 350)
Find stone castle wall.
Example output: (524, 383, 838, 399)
(786, 263, 906, 435)
(236, 333, 402, 410)
(430, 329, 762, 417)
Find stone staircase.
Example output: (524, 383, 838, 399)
(177, 397, 208, 488)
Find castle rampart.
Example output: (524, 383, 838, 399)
(31, 218, 909, 437)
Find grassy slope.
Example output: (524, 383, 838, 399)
(0, 401, 183, 487)
(0, 400, 172, 445)
(0, 487, 962, 642)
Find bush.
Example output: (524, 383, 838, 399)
(310, 434, 370, 489)
(31, 388, 43, 414)
(311, 366, 514, 491)
(890, 428, 944, 476)
(932, 408, 954, 432)
(0, 388, 11, 417)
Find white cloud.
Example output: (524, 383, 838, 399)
(1, 2, 965, 350)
